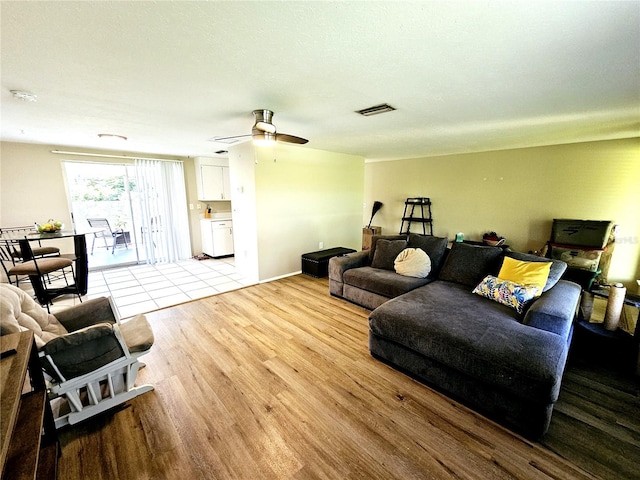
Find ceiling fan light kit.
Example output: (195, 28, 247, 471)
(252, 130, 277, 147)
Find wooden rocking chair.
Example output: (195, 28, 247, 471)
(0, 284, 154, 429)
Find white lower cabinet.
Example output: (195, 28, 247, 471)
(201, 219, 234, 257)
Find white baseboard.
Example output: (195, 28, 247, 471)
(260, 270, 302, 284)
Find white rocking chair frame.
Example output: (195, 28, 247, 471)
(40, 299, 154, 429)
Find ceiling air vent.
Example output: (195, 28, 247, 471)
(355, 103, 396, 116)
(214, 150, 228, 155)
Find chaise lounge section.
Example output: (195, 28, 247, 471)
(330, 236, 581, 438)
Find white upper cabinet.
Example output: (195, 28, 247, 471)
(195, 157, 230, 201)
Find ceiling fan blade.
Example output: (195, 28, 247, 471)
(209, 134, 251, 143)
(276, 133, 309, 144)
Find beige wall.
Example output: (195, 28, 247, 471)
(364, 138, 640, 287)
(0, 142, 75, 228)
(227, 141, 259, 283)
(0, 142, 201, 254)
(1, 141, 364, 284)
(4, 138, 637, 287)
(229, 142, 365, 282)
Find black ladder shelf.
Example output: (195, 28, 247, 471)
(400, 197, 433, 235)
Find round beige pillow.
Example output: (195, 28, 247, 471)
(394, 248, 431, 278)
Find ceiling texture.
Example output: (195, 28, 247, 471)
(1, 1, 639, 161)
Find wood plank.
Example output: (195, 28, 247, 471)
(36, 442, 58, 480)
(56, 275, 638, 479)
(0, 332, 33, 476)
(5, 390, 46, 480)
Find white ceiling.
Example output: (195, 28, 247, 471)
(1, 1, 639, 161)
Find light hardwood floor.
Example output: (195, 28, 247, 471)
(57, 275, 639, 479)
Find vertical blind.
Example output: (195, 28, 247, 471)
(135, 159, 191, 264)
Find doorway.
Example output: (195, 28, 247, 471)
(63, 161, 144, 270)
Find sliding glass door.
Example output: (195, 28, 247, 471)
(63, 161, 142, 270)
(62, 158, 192, 270)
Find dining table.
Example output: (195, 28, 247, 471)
(0, 229, 88, 304)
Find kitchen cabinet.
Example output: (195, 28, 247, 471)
(201, 219, 234, 257)
(195, 157, 230, 201)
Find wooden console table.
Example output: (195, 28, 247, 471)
(1, 331, 58, 479)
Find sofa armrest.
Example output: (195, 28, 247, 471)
(54, 297, 117, 332)
(41, 323, 125, 381)
(329, 250, 370, 282)
(523, 280, 581, 338)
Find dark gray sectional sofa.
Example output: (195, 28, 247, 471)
(329, 235, 581, 438)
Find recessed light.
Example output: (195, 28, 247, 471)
(10, 90, 38, 102)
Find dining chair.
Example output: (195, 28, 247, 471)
(0, 243, 25, 285)
(0, 240, 61, 287)
(7, 241, 82, 312)
(86, 218, 128, 254)
(0, 225, 61, 261)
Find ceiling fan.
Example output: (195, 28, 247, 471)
(211, 109, 308, 146)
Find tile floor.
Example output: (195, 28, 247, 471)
(22, 256, 252, 319)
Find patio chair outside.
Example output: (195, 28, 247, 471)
(87, 218, 128, 254)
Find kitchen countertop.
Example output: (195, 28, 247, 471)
(202, 213, 232, 221)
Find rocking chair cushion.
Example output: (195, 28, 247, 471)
(43, 323, 115, 353)
(119, 314, 154, 353)
(54, 296, 116, 332)
(42, 323, 125, 380)
(0, 284, 67, 347)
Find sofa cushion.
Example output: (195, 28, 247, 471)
(371, 239, 408, 270)
(438, 242, 504, 286)
(473, 275, 539, 314)
(368, 281, 569, 404)
(407, 234, 449, 275)
(504, 251, 567, 292)
(394, 248, 431, 278)
(344, 266, 431, 298)
(498, 257, 551, 296)
(368, 235, 407, 264)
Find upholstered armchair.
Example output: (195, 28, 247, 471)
(0, 284, 154, 428)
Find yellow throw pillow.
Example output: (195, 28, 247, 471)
(498, 257, 551, 297)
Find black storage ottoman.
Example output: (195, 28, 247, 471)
(302, 247, 356, 278)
